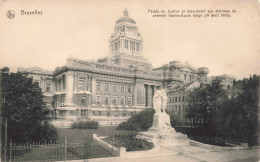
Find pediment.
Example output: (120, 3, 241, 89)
(181, 67, 194, 72)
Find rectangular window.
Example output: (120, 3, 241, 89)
(183, 96, 185, 102)
(121, 84, 125, 93)
(112, 96, 117, 106)
(79, 78, 85, 90)
(175, 97, 177, 102)
(105, 96, 109, 106)
(121, 97, 125, 106)
(81, 110, 86, 116)
(127, 97, 132, 107)
(184, 74, 186, 81)
(179, 97, 181, 102)
(105, 82, 110, 92)
(99, 111, 102, 116)
(96, 82, 101, 91)
(46, 83, 51, 92)
(96, 96, 101, 105)
(127, 85, 132, 94)
(62, 75, 66, 90)
(113, 84, 118, 93)
(81, 96, 86, 105)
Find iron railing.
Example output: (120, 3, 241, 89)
(2, 139, 115, 162)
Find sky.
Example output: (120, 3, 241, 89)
(0, 0, 260, 80)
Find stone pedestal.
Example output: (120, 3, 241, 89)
(136, 113, 189, 146)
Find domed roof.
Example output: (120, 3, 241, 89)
(116, 9, 136, 24)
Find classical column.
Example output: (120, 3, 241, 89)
(91, 76, 96, 105)
(66, 72, 74, 106)
(88, 75, 91, 91)
(151, 85, 155, 108)
(133, 83, 137, 107)
(147, 85, 151, 107)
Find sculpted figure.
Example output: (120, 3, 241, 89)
(153, 89, 168, 114)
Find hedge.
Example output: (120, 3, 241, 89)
(71, 121, 99, 129)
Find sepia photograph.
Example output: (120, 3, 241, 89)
(0, 0, 259, 161)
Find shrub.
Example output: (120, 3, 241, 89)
(117, 122, 136, 130)
(117, 109, 155, 131)
(71, 121, 99, 129)
(104, 134, 154, 151)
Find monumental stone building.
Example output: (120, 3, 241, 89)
(18, 9, 235, 126)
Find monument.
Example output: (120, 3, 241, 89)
(136, 89, 189, 146)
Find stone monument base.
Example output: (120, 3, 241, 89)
(136, 113, 189, 146)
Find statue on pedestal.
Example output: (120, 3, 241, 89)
(136, 88, 189, 146)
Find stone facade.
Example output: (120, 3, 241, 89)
(17, 9, 236, 125)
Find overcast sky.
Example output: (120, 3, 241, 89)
(0, 0, 259, 79)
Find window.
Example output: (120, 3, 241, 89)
(112, 96, 117, 106)
(79, 78, 85, 90)
(81, 110, 86, 116)
(105, 83, 110, 92)
(125, 40, 128, 49)
(105, 96, 109, 106)
(136, 43, 140, 52)
(96, 82, 101, 91)
(113, 84, 118, 93)
(183, 96, 185, 102)
(121, 84, 125, 93)
(62, 75, 66, 89)
(81, 96, 86, 105)
(46, 83, 51, 92)
(107, 112, 111, 116)
(96, 96, 101, 105)
(184, 74, 187, 81)
(127, 97, 132, 106)
(175, 97, 177, 102)
(127, 85, 132, 94)
(179, 97, 181, 102)
(99, 111, 102, 116)
(34, 81, 40, 87)
(190, 75, 192, 82)
(121, 97, 125, 106)
(123, 112, 126, 116)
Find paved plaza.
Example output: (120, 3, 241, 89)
(66, 145, 259, 162)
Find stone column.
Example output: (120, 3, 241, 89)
(147, 85, 151, 107)
(91, 76, 96, 104)
(88, 75, 91, 91)
(66, 72, 74, 106)
(133, 83, 137, 107)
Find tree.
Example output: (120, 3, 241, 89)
(186, 79, 228, 137)
(1, 68, 57, 144)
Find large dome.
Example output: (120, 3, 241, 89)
(116, 9, 136, 24)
